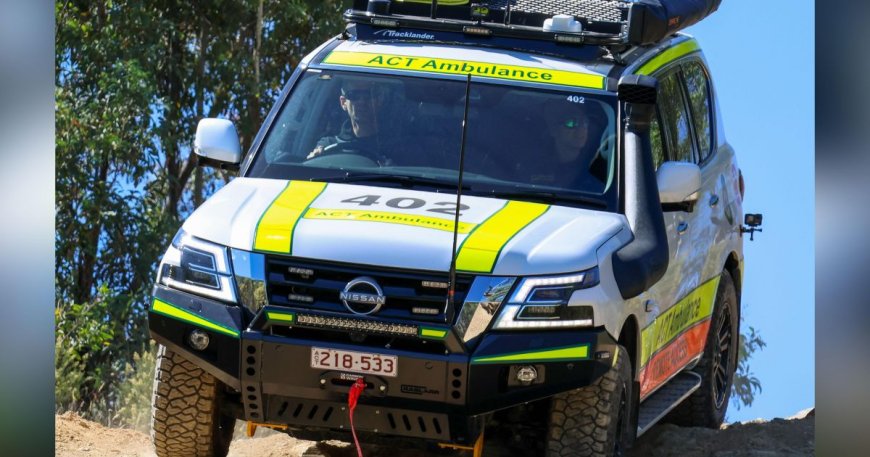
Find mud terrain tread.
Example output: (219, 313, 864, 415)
(547, 345, 631, 457)
(151, 345, 231, 457)
(665, 271, 738, 428)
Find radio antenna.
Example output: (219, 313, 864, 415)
(446, 74, 472, 320)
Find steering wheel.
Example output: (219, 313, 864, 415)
(304, 150, 379, 168)
(308, 139, 390, 166)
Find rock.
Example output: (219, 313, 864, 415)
(55, 408, 815, 457)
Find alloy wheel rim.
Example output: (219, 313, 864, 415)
(712, 302, 733, 409)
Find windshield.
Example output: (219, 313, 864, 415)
(248, 69, 618, 210)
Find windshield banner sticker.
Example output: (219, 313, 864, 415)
(322, 51, 605, 89)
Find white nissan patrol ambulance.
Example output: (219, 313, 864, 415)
(148, 1, 760, 456)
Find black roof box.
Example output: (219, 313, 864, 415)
(628, 0, 722, 45)
(348, 0, 721, 46)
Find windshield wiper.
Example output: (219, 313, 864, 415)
(319, 173, 470, 191)
(486, 189, 607, 209)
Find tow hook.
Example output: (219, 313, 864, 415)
(319, 371, 388, 395)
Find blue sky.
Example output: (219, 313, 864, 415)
(685, 1, 814, 421)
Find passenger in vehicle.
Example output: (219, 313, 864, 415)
(527, 100, 608, 189)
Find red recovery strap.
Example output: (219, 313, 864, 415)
(348, 377, 366, 457)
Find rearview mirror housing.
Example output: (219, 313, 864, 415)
(194, 118, 242, 165)
(657, 161, 701, 204)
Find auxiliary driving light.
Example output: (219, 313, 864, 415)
(515, 365, 538, 384)
(188, 329, 210, 351)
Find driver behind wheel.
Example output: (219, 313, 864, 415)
(307, 79, 395, 163)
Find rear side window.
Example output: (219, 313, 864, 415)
(656, 71, 695, 163)
(650, 112, 665, 170)
(682, 61, 713, 161)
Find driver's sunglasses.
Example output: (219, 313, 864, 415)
(342, 88, 379, 102)
(561, 118, 587, 129)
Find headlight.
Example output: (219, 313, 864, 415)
(493, 268, 598, 329)
(157, 229, 237, 303)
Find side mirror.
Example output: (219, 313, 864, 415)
(194, 118, 241, 165)
(657, 161, 701, 204)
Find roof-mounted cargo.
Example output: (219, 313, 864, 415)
(346, 0, 722, 47)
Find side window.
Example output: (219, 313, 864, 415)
(650, 111, 666, 170)
(682, 61, 713, 161)
(656, 70, 695, 163)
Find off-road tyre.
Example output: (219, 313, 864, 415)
(546, 345, 633, 457)
(151, 345, 235, 457)
(664, 270, 739, 428)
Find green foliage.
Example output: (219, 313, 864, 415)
(732, 325, 766, 409)
(116, 342, 158, 432)
(55, 287, 125, 425)
(55, 0, 350, 423)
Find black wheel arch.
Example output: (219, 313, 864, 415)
(617, 316, 640, 379)
(618, 315, 641, 447)
(724, 251, 742, 320)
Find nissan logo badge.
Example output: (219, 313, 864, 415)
(340, 276, 386, 315)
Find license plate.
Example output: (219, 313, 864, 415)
(311, 347, 398, 378)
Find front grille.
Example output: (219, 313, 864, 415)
(265, 257, 473, 324)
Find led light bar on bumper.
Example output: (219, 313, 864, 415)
(296, 313, 419, 337)
(157, 229, 237, 303)
(493, 268, 598, 329)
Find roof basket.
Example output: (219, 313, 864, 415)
(346, 0, 721, 47)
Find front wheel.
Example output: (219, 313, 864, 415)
(150, 345, 235, 457)
(546, 345, 634, 457)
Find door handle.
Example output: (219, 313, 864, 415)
(677, 221, 689, 234)
(709, 194, 720, 207)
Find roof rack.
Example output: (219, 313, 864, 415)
(346, 0, 721, 47)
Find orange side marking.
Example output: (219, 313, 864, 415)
(639, 319, 711, 399)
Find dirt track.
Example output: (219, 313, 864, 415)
(55, 409, 814, 457)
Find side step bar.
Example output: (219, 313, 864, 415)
(636, 371, 702, 436)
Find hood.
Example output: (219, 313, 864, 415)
(183, 178, 627, 275)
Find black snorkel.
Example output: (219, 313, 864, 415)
(611, 75, 669, 299)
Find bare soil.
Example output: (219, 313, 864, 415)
(55, 408, 814, 457)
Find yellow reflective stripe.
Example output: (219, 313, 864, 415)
(151, 298, 239, 338)
(639, 275, 720, 367)
(472, 344, 589, 364)
(419, 327, 448, 339)
(456, 201, 549, 273)
(303, 208, 475, 233)
(635, 39, 700, 76)
(266, 311, 296, 323)
(322, 51, 605, 89)
(254, 181, 327, 254)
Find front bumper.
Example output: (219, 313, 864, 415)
(149, 285, 617, 445)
